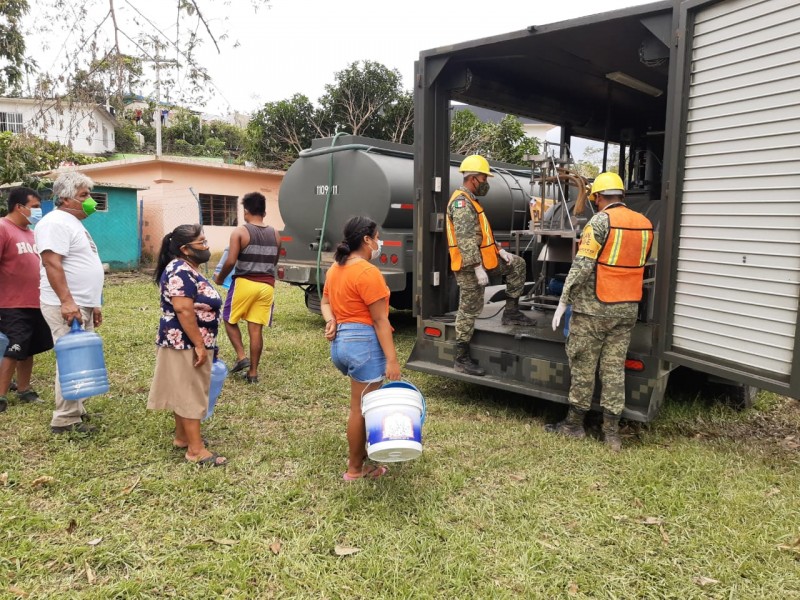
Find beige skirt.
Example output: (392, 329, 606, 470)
(147, 346, 213, 420)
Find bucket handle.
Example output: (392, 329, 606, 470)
(360, 377, 426, 426)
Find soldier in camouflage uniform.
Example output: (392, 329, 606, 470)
(547, 172, 653, 450)
(447, 155, 535, 376)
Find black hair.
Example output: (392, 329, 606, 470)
(7, 187, 41, 212)
(154, 223, 203, 283)
(334, 216, 378, 266)
(241, 192, 266, 217)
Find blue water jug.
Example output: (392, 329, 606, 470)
(0, 331, 8, 358)
(563, 305, 572, 338)
(205, 358, 228, 420)
(55, 320, 109, 401)
(213, 248, 233, 290)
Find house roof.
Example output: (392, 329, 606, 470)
(39, 155, 285, 177)
(0, 97, 118, 125)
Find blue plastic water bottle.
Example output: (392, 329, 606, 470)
(0, 331, 8, 358)
(55, 320, 110, 401)
(213, 248, 233, 290)
(205, 358, 228, 420)
(563, 305, 572, 338)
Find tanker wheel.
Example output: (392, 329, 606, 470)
(304, 285, 322, 315)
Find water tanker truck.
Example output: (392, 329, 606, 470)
(277, 135, 534, 312)
(406, 0, 800, 420)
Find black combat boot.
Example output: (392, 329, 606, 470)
(501, 297, 536, 326)
(602, 412, 622, 452)
(453, 341, 486, 376)
(545, 406, 587, 439)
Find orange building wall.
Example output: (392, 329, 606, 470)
(72, 161, 284, 255)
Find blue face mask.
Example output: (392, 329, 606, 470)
(25, 206, 43, 226)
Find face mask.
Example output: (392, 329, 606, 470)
(475, 180, 490, 197)
(370, 239, 383, 261)
(24, 207, 43, 226)
(191, 248, 212, 264)
(82, 197, 98, 216)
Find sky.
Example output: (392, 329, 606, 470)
(25, 0, 656, 115)
(24, 0, 656, 157)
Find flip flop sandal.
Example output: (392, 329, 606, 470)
(187, 452, 227, 467)
(230, 358, 250, 374)
(342, 465, 388, 481)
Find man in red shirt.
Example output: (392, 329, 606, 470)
(0, 187, 53, 413)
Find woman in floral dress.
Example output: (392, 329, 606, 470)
(147, 224, 227, 466)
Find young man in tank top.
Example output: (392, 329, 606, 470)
(214, 192, 281, 383)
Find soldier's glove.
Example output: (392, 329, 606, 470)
(552, 301, 568, 331)
(498, 248, 514, 264)
(474, 266, 489, 286)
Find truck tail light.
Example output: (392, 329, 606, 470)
(380, 254, 388, 264)
(279, 247, 287, 257)
(424, 327, 442, 337)
(625, 359, 644, 371)
(390, 254, 398, 264)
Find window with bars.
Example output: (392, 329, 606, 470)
(89, 192, 108, 212)
(199, 193, 238, 226)
(0, 112, 23, 133)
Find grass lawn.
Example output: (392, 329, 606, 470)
(1, 273, 799, 599)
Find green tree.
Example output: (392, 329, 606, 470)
(379, 91, 414, 145)
(317, 60, 405, 137)
(450, 109, 540, 166)
(0, 0, 34, 94)
(0, 132, 105, 185)
(244, 94, 316, 169)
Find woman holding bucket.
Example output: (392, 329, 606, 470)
(147, 224, 227, 467)
(321, 216, 401, 481)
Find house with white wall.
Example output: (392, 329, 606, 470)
(0, 97, 117, 155)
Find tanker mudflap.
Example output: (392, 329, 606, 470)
(280, 265, 312, 283)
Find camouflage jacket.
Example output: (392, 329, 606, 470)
(560, 206, 639, 319)
(447, 186, 485, 269)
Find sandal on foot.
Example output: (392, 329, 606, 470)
(186, 452, 227, 467)
(17, 389, 44, 404)
(230, 358, 250, 374)
(241, 373, 259, 384)
(343, 465, 388, 481)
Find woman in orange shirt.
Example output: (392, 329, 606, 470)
(321, 216, 401, 481)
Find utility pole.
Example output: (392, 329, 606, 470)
(142, 40, 177, 158)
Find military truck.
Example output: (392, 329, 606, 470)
(277, 135, 535, 312)
(407, 0, 800, 421)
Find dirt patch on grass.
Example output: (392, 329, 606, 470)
(106, 270, 153, 285)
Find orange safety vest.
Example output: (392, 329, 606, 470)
(596, 205, 653, 303)
(446, 190, 498, 271)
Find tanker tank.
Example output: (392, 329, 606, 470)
(277, 134, 533, 313)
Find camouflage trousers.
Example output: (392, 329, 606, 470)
(565, 311, 636, 415)
(453, 254, 526, 343)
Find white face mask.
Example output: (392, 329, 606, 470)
(370, 238, 383, 261)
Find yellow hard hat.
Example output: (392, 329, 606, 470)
(459, 155, 494, 177)
(589, 172, 625, 200)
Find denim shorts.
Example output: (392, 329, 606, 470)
(330, 323, 386, 383)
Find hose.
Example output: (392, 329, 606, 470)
(315, 131, 349, 300)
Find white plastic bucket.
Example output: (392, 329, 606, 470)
(362, 381, 425, 462)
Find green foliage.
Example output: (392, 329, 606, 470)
(114, 121, 140, 153)
(0, 132, 105, 185)
(246, 62, 414, 169)
(572, 160, 601, 179)
(450, 110, 540, 166)
(244, 94, 316, 169)
(0, 0, 34, 94)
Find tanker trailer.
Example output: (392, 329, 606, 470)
(277, 134, 533, 313)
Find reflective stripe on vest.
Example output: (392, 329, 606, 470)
(595, 205, 653, 303)
(446, 190, 498, 271)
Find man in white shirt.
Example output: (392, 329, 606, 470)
(35, 172, 105, 435)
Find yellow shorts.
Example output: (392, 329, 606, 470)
(222, 277, 275, 326)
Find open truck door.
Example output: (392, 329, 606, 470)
(658, 0, 800, 397)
